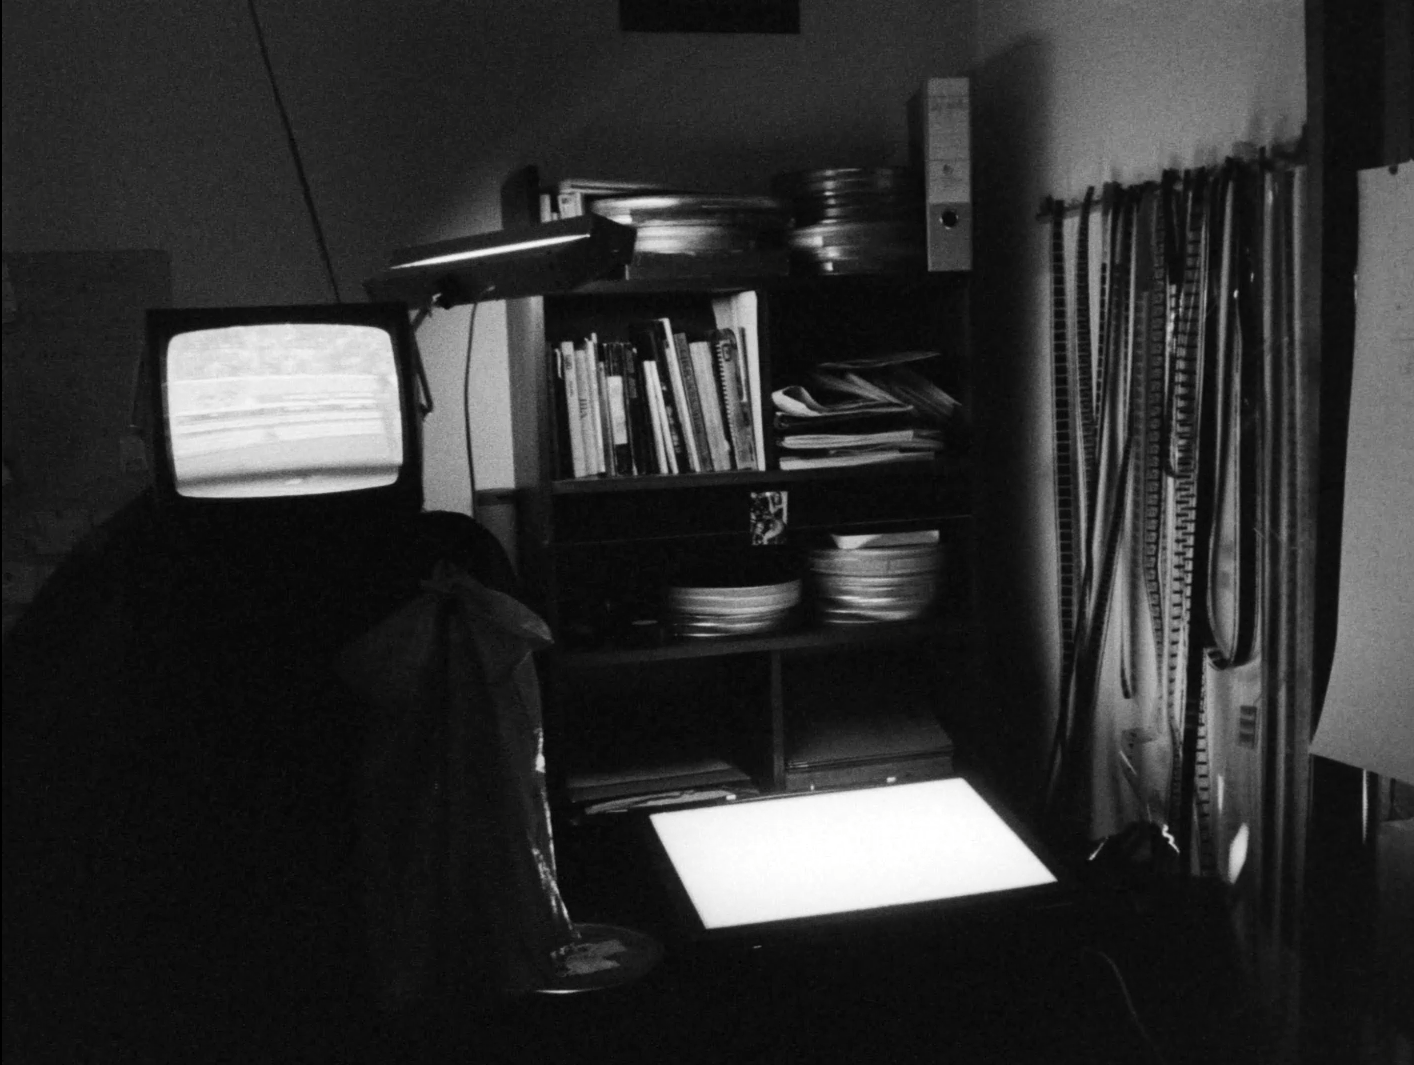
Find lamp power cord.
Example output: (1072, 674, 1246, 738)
(1081, 946, 1169, 1064)
(246, 0, 343, 303)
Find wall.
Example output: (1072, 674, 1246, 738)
(4, 0, 1309, 805)
(3, 0, 973, 515)
(969, 0, 1306, 801)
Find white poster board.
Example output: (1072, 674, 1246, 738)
(1312, 165, 1414, 785)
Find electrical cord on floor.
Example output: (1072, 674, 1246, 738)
(1081, 946, 1169, 1065)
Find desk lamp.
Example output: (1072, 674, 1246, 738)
(365, 215, 657, 995)
(366, 214, 636, 309)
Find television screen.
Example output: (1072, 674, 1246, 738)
(649, 779, 1059, 932)
(147, 304, 421, 513)
(164, 322, 403, 498)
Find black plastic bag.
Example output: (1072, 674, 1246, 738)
(337, 561, 575, 1010)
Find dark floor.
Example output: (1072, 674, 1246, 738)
(349, 815, 1282, 1065)
(16, 794, 1405, 1065)
(1, 779, 1316, 1065)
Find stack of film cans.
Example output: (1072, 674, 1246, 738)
(773, 167, 926, 275)
(663, 578, 802, 638)
(588, 193, 791, 258)
(807, 540, 943, 624)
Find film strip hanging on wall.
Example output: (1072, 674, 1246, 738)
(1044, 155, 1299, 873)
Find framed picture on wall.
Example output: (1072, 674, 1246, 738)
(620, 0, 799, 34)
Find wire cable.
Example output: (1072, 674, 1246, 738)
(462, 300, 482, 511)
(1082, 946, 1169, 1065)
(409, 306, 435, 416)
(245, 0, 343, 303)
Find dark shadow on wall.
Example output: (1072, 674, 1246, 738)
(968, 34, 1055, 818)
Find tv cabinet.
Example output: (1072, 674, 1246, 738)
(503, 176, 977, 817)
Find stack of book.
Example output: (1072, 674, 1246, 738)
(540, 178, 791, 279)
(552, 294, 766, 479)
(540, 177, 686, 222)
(589, 193, 791, 279)
(771, 351, 960, 470)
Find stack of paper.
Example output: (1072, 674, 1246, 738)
(771, 351, 958, 470)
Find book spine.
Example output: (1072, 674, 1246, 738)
(539, 193, 556, 224)
(713, 328, 758, 471)
(658, 320, 702, 473)
(671, 330, 714, 472)
(624, 340, 655, 474)
(591, 337, 616, 475)
(557, 341, 586, 477)
(689, 339, 733, 471)
(643, 359, 676, 474)
(574, 341, 605, 474)
(735, 292, 766, 468)
(605, 343, 633, 475)
(647, 325, 689, 472)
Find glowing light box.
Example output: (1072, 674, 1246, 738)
(649, 779, 1058, 931)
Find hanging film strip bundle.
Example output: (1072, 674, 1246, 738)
(1043, 155, 1302, 873)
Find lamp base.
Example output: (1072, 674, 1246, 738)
(537, 922, 663, 994)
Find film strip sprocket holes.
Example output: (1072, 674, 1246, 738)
(1047, 164, 1282, 876)
(1050, 200, 1079, 793)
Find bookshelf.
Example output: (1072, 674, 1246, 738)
(502, 169, 976, 816)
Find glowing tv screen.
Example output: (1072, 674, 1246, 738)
(146, 304, 421, 514)
(649, 779, 1058, 932)
(164, 322, 403, 498)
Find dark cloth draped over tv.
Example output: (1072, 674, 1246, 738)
(2, 489, 567, 1058)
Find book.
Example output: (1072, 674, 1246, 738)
(639, 323, 689, 472)
(771, 381, 911, 419)
(544, 178, 687, 232)
(774, 409, 918, 435)
(566, 754, 752, 805)
(876, 366, 962, 423)
(809, 357, 961, 427)
(671, 326, 715, 472)
(777, 450, 934, 471)
(737, 294, 765, 469)
(776, 430, 944, 450)
(574, 341, 605, 475)
(657, 319, 702, 473)
(604, 343, 633, 475)
(558, 341, 587, 478)
(623, 340, 657, 474)
(592, 338, 615, 474)
(816, 350, 942, 370)
(688, 338, 733, 471)
(713, 292, 764, 467)
(642, 359, 676, 474)
(712, 328, 758, 471)
(555, 177, 684, 197)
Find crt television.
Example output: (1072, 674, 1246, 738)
(144, 303, 423, 521)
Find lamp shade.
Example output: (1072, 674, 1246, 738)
(365, 215, 637, 309)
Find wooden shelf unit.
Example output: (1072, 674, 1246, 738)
(503, 173, 976, 816)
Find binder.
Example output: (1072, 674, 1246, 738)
(909, 77, 972, 271)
